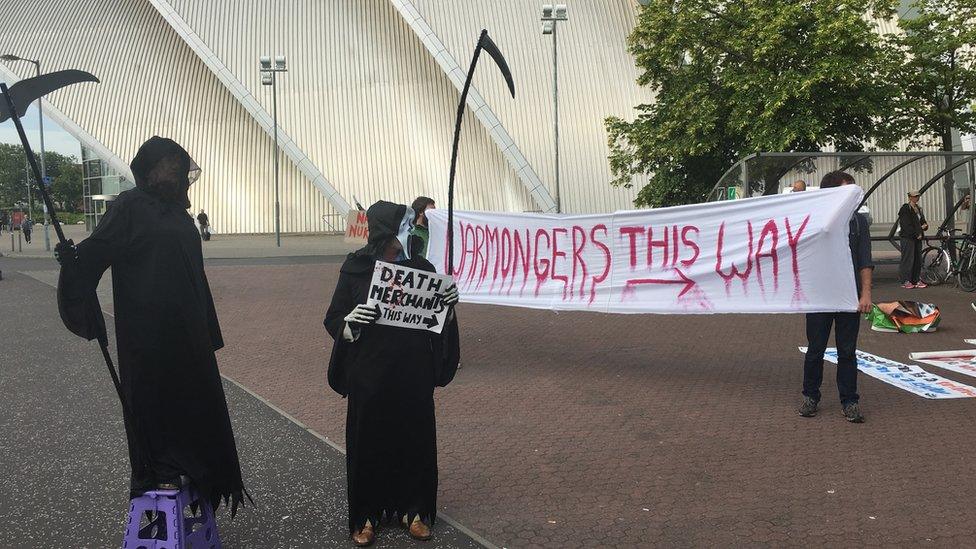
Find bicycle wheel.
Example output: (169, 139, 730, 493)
(958, 248, 976, 292)
(921, 246, 950, 285)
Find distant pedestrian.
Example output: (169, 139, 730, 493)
(197, 208, 211, 241)
(0, 211, 8, 234)
(791, 180, 807, 193)
(798, 171, 873, 423)
(897, 190, 927, 289)
(408, 196, 436, 259)
(22, 217, 32, 244)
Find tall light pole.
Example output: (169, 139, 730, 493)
(541, 4, 567, 213)
(260, 55, 287, 247)
(2, 53, 49, 250)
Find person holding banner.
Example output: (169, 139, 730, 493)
(324, 200, 460, 547)
(799, 171, 873, 423)
(408, 196, 436, 259)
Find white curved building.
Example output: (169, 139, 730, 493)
(0, 0, 651, 234)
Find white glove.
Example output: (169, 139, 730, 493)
(342, 304, 379, 341)
(442, 284, 459, 307)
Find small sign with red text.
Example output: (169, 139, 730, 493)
(344, 210, 368, 244)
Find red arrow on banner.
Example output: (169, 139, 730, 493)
(623, 269, 697, 298)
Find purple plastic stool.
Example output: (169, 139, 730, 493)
(121, 486, 222, 549)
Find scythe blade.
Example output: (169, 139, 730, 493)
(0, 69, 99, 122)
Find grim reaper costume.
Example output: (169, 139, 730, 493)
(325, 201, 460, 535)
(56, 136, 248, 511)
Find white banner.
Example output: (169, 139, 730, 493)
(428, 186, 864, 314)
(366, 261, 453, 334)
(801, 347, 976, 399)
(909, 350, 976, 379)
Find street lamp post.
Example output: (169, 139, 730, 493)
(541, 4, 568, 213)
(260, 55, 287, 247)
(2, 53, 49, 250)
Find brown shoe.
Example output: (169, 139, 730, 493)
(351, 524, 375, 547)
(407, 517, 431, 541)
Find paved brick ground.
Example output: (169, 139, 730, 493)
(208, 263, 976, 548)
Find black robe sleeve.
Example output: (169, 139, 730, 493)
(324, 269, 359, 396)
(201, 269, 224, 351)
(57, 199, 129, 341)
(432, 313, 460, 387)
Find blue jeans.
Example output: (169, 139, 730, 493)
(803, 312, 860, 405)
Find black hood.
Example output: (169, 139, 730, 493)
(130, 136, 200, 209)
(365, 201, 407, 249)
(341, 201, 412, 274)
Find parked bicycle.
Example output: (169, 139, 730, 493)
(920, 228, 976, 292)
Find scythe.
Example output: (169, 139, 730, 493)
(446, 30, 515, 276)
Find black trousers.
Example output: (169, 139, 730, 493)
(803, 312, 860, 405)
(899, 237, 922, 284)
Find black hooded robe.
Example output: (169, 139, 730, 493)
(324, 202, 460, 533)
(57, 187, 246, 510)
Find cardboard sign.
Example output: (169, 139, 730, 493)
(367, 261, 454, 334)
(800, 347, 976, 399)
(344, 210, 368, 244)
(427, 185, 864, 314)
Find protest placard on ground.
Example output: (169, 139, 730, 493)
(966, 339, 976, 346)
(366, 260, 453, 334)
(344, 210, 368, 245)
(428, 185, 863, 314)
(909, 350, 976, 379)
(800, 347, 976, 399)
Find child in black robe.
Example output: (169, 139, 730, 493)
(325, 201, 460, 546)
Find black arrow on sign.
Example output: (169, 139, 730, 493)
(423, 315, 440, 329)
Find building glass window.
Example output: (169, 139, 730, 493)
(82, 146, 134, 231)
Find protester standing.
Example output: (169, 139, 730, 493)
(897, 190, 927, 289)
(324, 200, 460, 547)
(791, 180, 807, 192)
(408, 196, 435, 259)
(197, 208, 211, 241)
(799, 171, 873, 423)
(55, 136, 248, 512)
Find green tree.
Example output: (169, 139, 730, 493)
(0, 143, 81, 214)
(606, 0, 899, 207)
(51, 160, 83, 212)
(887, 0, 976, 215)
(0, 143, 32, 212)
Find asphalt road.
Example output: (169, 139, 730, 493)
(0, 269, 484, 549)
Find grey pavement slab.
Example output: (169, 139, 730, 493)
(0, 271, 485, 549)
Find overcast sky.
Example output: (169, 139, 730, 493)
(0, 105, 82, 160)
